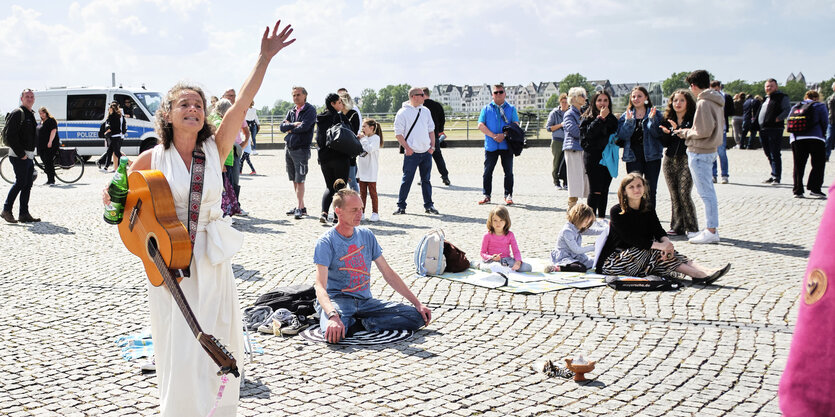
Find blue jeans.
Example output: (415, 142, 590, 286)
(826, 125, 834, 160)
(483, 149, 514, 198)
(348, 165, 359, 192)
(397, 152, 433, 209)
(687, 151, 719, 229)
(3, 156, 34, 215)
(712, 132, 729, 178)
(247, 121, 258, 150)
(760, 128, 783, 181)
(315, 296, 425, 336)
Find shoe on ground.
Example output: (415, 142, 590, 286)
(18, 214, 41, 223)
(319, 213, 328, 223)
(369, 212, 380, 222)
(762, 177, 775, 184)
(794, 194, 805, 199)
(237, 209, 249, 217)
(140, 358, 156, 373)
(327, 212, 334, 222)
(712, 177, 717, 184)
(286, 207, 297, 215)
(280, 315, 309, 336)
(689, 229, 719, 244)
(251, 151, 259, 155)
(504, 195, 513, 205)
(771, 180, 781, 186)
(478, 196, 491, 205)
(393, 208, 406, 215)
(721, 177, 729, 184)
(96, 160, 103, 170)
(686, 231, 701, 239)
(1, 210, 17, 223)
(250, 171, 256, 175)
(667, 229, 681, 236)
(294, 208, 306, 219)
(694, 263, 731, 286)
(810, 191, 827, 199)
(442, 178, 451, 186)
(425, 207, 440, 215)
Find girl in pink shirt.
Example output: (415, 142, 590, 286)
(479, 206, 532, 272)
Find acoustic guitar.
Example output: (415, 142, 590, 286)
(118, 170, 239, 378)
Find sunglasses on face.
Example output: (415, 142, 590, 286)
(412, 93, 425, 97)
(493, 91, 505, 95)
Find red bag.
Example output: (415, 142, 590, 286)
(442, 240, 470, 273)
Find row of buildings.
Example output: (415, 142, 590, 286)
(430, 80, 665, 113)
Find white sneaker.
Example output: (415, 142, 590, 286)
(369, 213, 380, 222)
(686, 231, 702, 239)
(238, 209, 249, 217)
(689, 229, 720, 244)
(327, 212, 334, 222)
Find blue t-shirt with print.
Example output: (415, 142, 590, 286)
(313, 227, 382, 300)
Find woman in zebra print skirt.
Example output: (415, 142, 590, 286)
(595, 173, 730, 285)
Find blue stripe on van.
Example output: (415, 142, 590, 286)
(56, 122, 154, 140)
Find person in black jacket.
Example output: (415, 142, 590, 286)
(100, 101, 126, 172)
(758, 79, 791, 184)
(36, 106, 59, 185)
(316, 93, 352, 224)
(2, 89, 40, 223)
(422, 88, 451, 185)
(579, 91, 618, 218)
(595, 173, 730, 285)
(659, 90, 698, 236)
(741, 94, 757, 149)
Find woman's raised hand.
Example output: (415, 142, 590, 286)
(649, 107, 657, 118)
(260, 20, 296, 59)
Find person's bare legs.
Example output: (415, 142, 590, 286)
(675, 260, 708, 279)
(295, 182, 305, 209)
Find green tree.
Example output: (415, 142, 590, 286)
(360, 88, 378, 114)
(390, 84, 412, 113)
(661, 71, 690, 97)
(442, 104, 453, 115)
(376, 86, 393, 113)
(270, 99, 293, 117)
(723, 79, 753, 96)
(559, 73, 594, 95)
(782, 80, 807, 101)
(545, 94, 560, 109)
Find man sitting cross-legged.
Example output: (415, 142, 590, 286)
(313, 182, 432, 343)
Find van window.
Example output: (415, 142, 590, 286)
(67, 94, 106, 120)
(115, 94, 148, 121)
(134, 92, 161, 117)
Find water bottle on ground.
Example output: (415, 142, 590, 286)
(103, 156, 129, 224)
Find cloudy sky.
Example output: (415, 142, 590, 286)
(1, 0, 834, 113)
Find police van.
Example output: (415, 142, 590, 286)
(34, 87, 162, 158)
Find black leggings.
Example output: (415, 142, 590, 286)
(586, 160, 612, 218)
(103, 136, 123, 168)
(320, 158, 350, 215)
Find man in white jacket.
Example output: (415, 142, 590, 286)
(392, 87, 439, 215)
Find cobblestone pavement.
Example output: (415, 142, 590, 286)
(1, 145, 831, 416)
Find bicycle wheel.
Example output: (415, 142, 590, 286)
(0, 155, 14, 184)
(54, 155, 85, 183)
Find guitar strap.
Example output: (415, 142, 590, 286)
(170, 149, 206, 279)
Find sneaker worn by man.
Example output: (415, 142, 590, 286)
(478, 196, 491, 205)
(689, 229, 720, 244)
(771, 180, 781, 186)
(425, 207, 440, 215)
(1, 210, 17, 223)
(720, 177, 729, 184)
(369, 212, 380, 222)
(686, 231, 701, 239)
(794, 194, 805, 199)
(762, 177, 775, 184)
(504, 195, 514, 205)
(18, 213, 41, 223)
(249, 171, 256, 175)
(712, 177, 717, 184)
(392, 208, 406, 215)
(810, 191, 827, 199)
(442, 177, 451, 186)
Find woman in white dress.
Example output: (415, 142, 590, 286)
(107, 21, 295, 416)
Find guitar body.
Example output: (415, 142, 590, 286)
(118, 170, 192, 286)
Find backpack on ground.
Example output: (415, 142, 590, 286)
(443, 240, 470, 273)
(787, 101, 815, 134)
(253, 284, 316, 316)
(605, 275, 679, 291)
(415, 229, 446, 276)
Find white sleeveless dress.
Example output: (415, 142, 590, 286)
(148, 138, 244, 416)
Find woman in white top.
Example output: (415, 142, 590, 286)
(357, 118, 383, 221)
(105, 21, 295, 416)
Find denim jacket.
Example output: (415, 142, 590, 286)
(616, 109, 665, 162)
(561, 106, 583, 151)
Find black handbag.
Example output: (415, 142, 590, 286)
(325, 116, 363, 157)
(497, 105, 526, 156)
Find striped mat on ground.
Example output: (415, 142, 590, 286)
(300, 325, 414, 345)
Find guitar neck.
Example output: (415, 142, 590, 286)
(149, 243, 204, 338)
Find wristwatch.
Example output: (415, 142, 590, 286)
(327, 310, 339, 319)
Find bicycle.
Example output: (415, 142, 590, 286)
(0, 147, 86, 184)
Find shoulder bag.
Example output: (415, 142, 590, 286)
(325, 113, 363, 157)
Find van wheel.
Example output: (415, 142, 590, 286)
(139, 138, 159, 154)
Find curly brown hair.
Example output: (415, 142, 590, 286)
(663, 89, 696, 121)
(155, 82, 215, 149)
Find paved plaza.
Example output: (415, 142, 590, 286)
(1, 144, 831, 416)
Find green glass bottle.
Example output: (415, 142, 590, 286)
(103, 156, 130, 224)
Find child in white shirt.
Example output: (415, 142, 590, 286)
(546, 203, 607, 272)
(357, 119, 382, 222)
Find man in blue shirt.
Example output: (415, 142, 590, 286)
(477, 84, 520, 205)
(313, 187, 431, 343)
